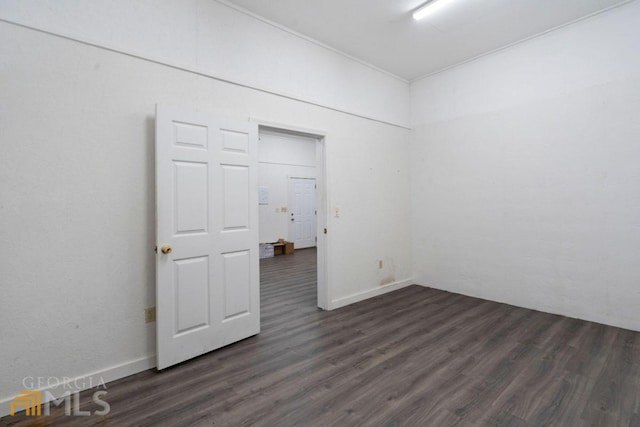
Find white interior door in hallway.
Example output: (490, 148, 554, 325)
(155, 105, 260, 370)
(288, 177, 317, 249)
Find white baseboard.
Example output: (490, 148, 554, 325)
(416, 282, 640, 333)
(0, 355, 156, 418)
(329, 278, 414, 310)
(1, 280, 414, 417)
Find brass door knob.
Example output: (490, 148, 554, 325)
(160, 244, 172, 254)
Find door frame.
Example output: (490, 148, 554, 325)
(252, 119, 329, 310)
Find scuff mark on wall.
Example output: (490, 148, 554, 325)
(377, 256, 397, 286)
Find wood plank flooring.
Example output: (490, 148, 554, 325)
(3, 247, 640, 426)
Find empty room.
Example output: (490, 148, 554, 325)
(1, 0, 639, 425)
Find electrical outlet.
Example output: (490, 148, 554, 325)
(378, 260, 383, 269)
(145, 306, 156, 323)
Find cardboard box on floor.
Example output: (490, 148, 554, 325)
(259, 243, 274, 259)
(272, 238, 294, 255)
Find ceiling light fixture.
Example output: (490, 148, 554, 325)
(412, 0, 455, 20)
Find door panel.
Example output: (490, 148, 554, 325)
(221, 129, 250, 153)
(156, 105, 259, 370)
(173, 122, 208, 149)
(174, 256, 210, 334)
(222, 165, 250, 229)
(222, 250, 251, 320)
(174, 161, 208, 234)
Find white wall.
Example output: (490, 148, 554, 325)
(0, 7, 412, 416)
(410, 0, 640, 332)
(6, 0, 638, 417)
(258, 130, 316, 243)
(0, 0, 410, 127)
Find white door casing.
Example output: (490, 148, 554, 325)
(156, 105, 259, 370)
(288, 177, 317, 249)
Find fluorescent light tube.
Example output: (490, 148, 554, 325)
(413, 0, 455, 20)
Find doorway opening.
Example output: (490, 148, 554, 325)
(257, 124, 327, 311)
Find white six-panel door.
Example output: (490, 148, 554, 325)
(288, 177, 317, 249)
(155, 105, 259, 370)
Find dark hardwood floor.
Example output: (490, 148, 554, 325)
(3, 248, 640, 426)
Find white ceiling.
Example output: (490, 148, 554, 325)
(222, 0, 631, 81)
